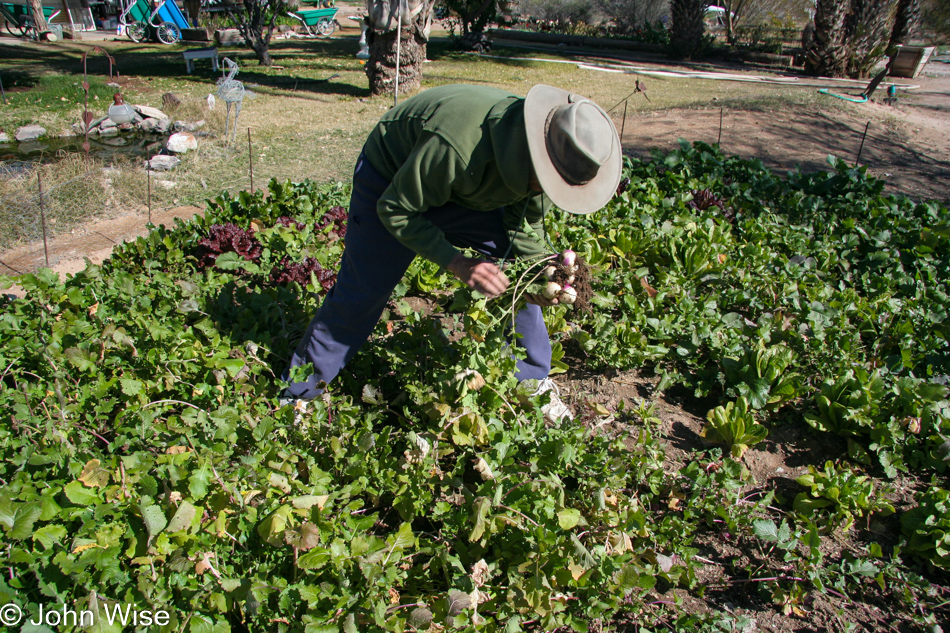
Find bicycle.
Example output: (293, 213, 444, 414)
(0, 2, 42, 40)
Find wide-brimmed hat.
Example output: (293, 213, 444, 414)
(524, 84, 622, 215)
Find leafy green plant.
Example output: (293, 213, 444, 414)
(901, 487, 950, 571)
(794, 461, 894, 531)
(805, 369, 886, 437)
(721, 340, 802, 410)
(702, 397, 768, 458)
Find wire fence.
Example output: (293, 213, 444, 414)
(0, 135, 262, 274)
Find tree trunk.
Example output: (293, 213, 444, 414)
(888, 0, 921, 51)
(669, 0, 708, 60)
(250, 38, 273, 66)
(365, 0, 435, 97)
(365, 24, 427, 96)
(845, 0, 897, 78)
(804, 0, 852, 77)
(27, 0, 48, 32)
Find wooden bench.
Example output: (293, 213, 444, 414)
(183, 47, 219, 74)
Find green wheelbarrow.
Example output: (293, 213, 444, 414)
(287, 7, 339, 36)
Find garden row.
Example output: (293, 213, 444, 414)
(0, 143, 948, 631)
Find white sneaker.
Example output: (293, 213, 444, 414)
(279, 395, 310, 425)
(527, 377, 574, 423)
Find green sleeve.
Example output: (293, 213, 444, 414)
(505, 193, 549, 261)
(376, 134, 470, 269)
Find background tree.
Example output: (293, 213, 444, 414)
(669, 0, 709, 59)
(27, 0, 48, 33)
(441, 0, 498, 35)
(365, 0, 437, 96)
(219, 0, 291, 66)
(805, 0, 904, 78)
(513, 0, 593, 25)
(845, 0, 897, 77)
(804, 0, 852, 77)
(888, 0, 921, 50)
(592, 0, 669, 34)
(921, 0, 950, 43)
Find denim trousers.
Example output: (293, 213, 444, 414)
(282, 153, 553, 399)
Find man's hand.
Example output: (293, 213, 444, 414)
(447, 254, 509, 298)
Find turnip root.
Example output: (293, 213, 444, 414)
(559, 286, 577, 304)
(542, 265, 557, 280)
(542, 282, 562, 300)
(560, 250, 576, 267)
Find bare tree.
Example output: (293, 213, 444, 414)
(219, 0, 291, 66)
(365, 0, 436, 96)
(670, 0, 709, 59)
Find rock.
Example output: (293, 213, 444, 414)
(99, 127, 119, 137)
(167, 132, 198, 153)
(0, 132, 10, 143)
(157, 179, 177, 189)
(206, 94, 216, 110)
(102, 137, 128, 146)
(99, 118, 117, 130)
(15, 125, 46, 142)
(174, 120, 206, 133)
(148, 155, 180, 171)
(154, 118, 172, 134)
(138, 117, 162, 133)
(162, 92, 182, 109)
(132, 105, 169, 120)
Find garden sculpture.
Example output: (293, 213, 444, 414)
(279, 84, 622, 425)
(216, 57, 244, 144)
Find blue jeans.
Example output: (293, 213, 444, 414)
(282, 154, 553, 399)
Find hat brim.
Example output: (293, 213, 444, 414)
(524, 84, 622, 215)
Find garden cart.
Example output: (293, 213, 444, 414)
(119, 0, 188, 44)
(287, 7, 339, 36)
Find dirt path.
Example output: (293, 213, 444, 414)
(0, 205, 200, 296)
(620, 68, 950, 203)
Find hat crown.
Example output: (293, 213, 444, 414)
(545, 100, 613, 186)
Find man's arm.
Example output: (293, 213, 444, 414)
(375, 135, 510, 298)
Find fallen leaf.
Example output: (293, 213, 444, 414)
(639, 277, 658, 297)
(470, 559, 490, 587)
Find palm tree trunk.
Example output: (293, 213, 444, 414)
(669, 0, 708, 60)
(888, 0, 921, 51)
(845, 0, 897, 78)
(804, 0, 852, 77)
(365, 0, 435, 97)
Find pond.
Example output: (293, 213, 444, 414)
(0, 132, 167, 176)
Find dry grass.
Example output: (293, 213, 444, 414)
(0, 29, 874, 249)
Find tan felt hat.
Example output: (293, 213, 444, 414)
(524, 84, 622, 215)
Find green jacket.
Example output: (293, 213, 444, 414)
(362, 84, 550, 269)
